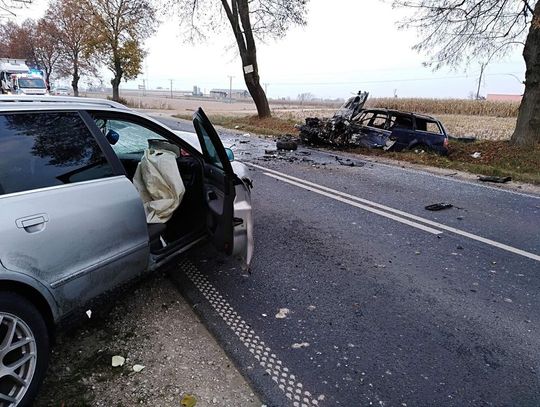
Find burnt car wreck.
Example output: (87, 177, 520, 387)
(299, 92, 449, 155)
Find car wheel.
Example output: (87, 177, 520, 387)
(0, 292, 50, 407)
(411, 143, 430, 153)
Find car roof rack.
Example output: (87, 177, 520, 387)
(0, 95, 130, 110)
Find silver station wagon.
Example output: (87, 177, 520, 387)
(0, 96, 254, 406)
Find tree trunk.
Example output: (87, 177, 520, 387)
(111, 76, 120, 101)
(72, 66, 79, 97)
(511, 3, 540, 146)
(225, 0, 271, 119)
(242, 53, 271, 118)
(45, 70, 51, 92)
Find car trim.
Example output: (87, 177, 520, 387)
(50, 241, 148, 289)
(0, 175, 127, 200)
(79, 110, 127, 176)
(0, 95, 129, 110)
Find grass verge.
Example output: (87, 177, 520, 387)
(349, 140, 540, 185)
(173, 113, 540, 185)
(174, 113, 298, 136)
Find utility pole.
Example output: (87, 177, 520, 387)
(169, 79, 173, 99)
(228, 75, 234, 103)
(143, 79, 146, 96)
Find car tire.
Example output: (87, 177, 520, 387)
(411, 143, 430, 153)
(0, 292, 50, 407)
(276, 140, 298, 151)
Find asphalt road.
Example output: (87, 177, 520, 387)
(157, 115, 540, 407)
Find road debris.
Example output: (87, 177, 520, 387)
(291, 342, 310, 349)
(276, 137, 298, 151)
(111, 355, 125, 367)
(132, 364, 145, 372)
(181, 394, 197, 407)
(307, 305, 316, 311)
(478, 175, 512, 183)
(275, 308, 290, 319)
(86, 309, 92, 319)
(425, 203, 453, 211)
(471, 152, 482, 159)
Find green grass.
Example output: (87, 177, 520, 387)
(359, 140, 540, 184)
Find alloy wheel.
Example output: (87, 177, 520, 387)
(0, 313, 37, 406)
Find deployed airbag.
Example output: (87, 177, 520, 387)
(133, 149, 185, 223)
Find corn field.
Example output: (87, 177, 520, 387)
(365, 98, 520, 118)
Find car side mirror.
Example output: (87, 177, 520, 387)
(225, 148, 234, 162)
(106, 129, 120, 145)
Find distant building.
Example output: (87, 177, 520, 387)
(210, 88, 249, 99)
(486, 94, 523, 102)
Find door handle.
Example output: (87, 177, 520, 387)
(15, 214, 49, 232)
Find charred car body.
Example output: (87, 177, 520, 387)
(300, 92, 449, 155)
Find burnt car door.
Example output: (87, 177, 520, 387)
(354, 111, 392, 148)
(388, 113, 416, 151)
(192, 108, 238, 256)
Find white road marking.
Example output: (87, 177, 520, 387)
(249, 163, 540, 263)
(180, 260, 323, 407)
(264, 172, 443, 235)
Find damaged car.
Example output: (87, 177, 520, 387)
(300, 92, 449, 155)
(0, 96, 253, 406)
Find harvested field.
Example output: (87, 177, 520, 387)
(438, 114, 516, 141)
(365, 98, 520, 117)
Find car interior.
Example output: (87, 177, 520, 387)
(92, 114, 207, 255)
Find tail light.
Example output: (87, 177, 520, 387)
(443, 137, 449, 148)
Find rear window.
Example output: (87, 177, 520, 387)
(415, 118, 443, 134)
(0, 112, 114, 196)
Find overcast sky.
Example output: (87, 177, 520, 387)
(14, 0, 526, 99)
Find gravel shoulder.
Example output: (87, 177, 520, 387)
(35, 271, 261, 407)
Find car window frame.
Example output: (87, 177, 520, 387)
(412, 116, 444, 135)
(0, 109, 125, 197)
(84, 110, 202, 161)
(389, 113, 415, 131)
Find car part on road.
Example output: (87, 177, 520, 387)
(0, 292, 49, 407)
(276, 139, 298, 151)
(478, 176, 512, 183)
(425, 203, 453, 211)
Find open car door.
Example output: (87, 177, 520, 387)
(193, 108, 237, 256)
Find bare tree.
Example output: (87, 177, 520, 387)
(46, 0, 98, 96)
(169, 0, 309, 118)
(84, 0, 156, 102)
(0, 0, 32, 18)
(393, 0, 539, 146)
(0, 20, 33, 58)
